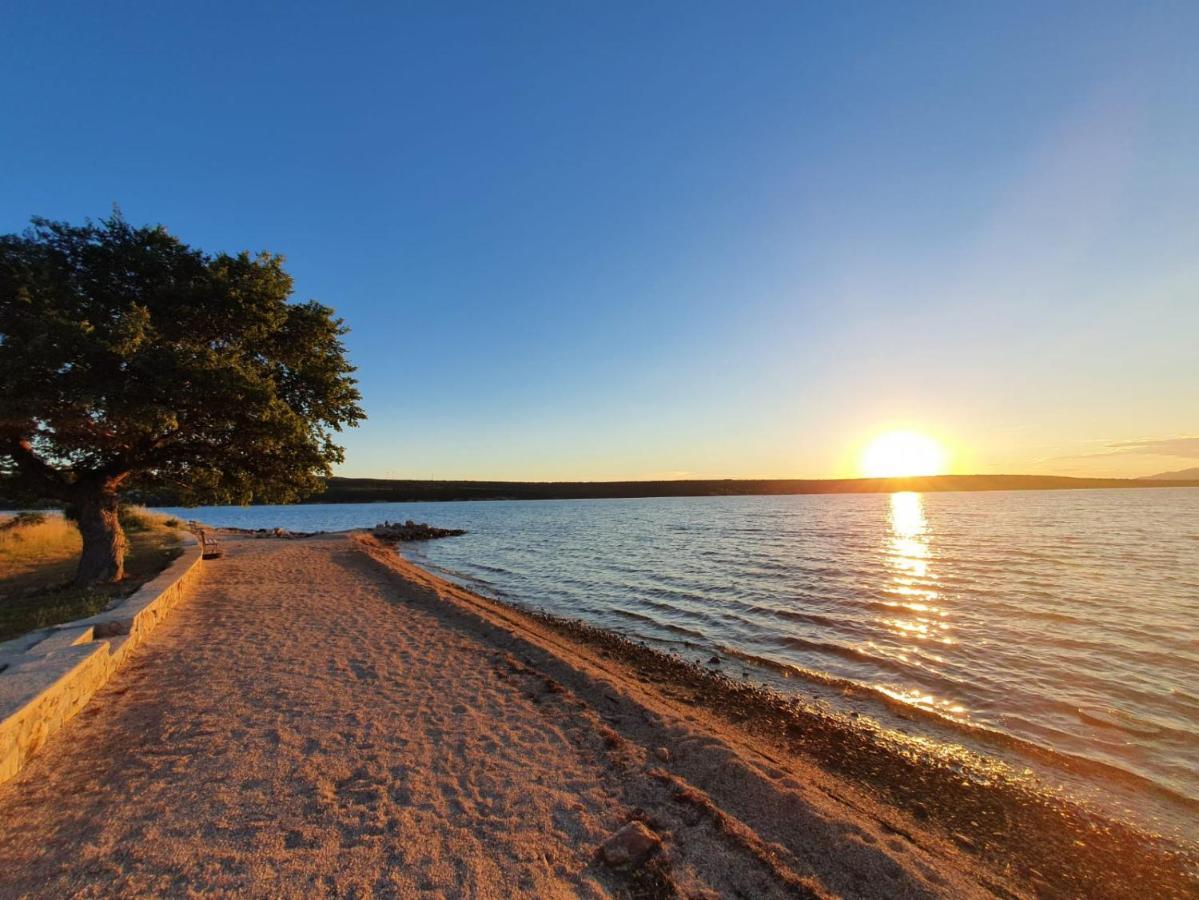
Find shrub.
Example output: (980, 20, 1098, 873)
(118, 506, 182, 534)
(0, 511, 48, 533)
(118, 505, 155, 533)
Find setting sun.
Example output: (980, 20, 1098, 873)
(860, 430, 948, 478)
(4, 6, 1199, 896)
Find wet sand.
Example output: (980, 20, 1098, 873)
(0, 533, 1190, 897)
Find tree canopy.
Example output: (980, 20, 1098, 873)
(0, 211, 364, 582)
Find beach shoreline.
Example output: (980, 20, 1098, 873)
(0, 531, 1193, 897)
(155, 486, 1199, 832)
(358, 534, 1198, 898)
(399, 529, 1199, 846)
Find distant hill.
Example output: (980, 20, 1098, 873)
(1141, 466, 1199, 481)
(310, 473, 1199, 504)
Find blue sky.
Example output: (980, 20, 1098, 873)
(3, 2, 1197, 479)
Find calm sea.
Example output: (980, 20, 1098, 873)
(160, 488, 1199, 840)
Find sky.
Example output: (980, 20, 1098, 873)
(2, 2, 1197, 480)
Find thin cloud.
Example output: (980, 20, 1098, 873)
(1044, 435, 1199, 463)
(1103, 437, 1199, 458)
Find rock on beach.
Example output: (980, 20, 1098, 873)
(372, 520, 466, 542)
(600, 821, 663, 868)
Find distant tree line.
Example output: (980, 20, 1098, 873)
(297, 473, 1194, 504)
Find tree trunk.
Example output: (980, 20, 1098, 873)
(73, 489, 126, 586)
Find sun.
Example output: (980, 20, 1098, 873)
(860, 430, 948, 478)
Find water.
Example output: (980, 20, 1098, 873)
(161, 488, 1199, 839)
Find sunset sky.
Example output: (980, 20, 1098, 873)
(2, 3, 1196, 480)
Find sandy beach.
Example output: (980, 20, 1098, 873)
(0, 532, 1190, 897)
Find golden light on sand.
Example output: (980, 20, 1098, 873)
(860, 430, 948, 478)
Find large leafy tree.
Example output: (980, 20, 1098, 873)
(0, 212, 364, 585)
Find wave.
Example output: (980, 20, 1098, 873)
(1076, 706, 1163, 737)
(718, 645, 1199, 814)
(607, 608, 710, 644)
(1074, 705, 1197, 742)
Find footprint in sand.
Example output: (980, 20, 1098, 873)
(348, 659, 378, 682)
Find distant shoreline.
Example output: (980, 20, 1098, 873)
(8, 474, 1195, 513)
(304, 473, 1199, 505)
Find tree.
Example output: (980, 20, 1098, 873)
(0, 212, 364, 585)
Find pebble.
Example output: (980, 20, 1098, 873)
(600, 821, 662, 868)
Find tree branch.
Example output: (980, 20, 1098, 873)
(2, 436, 69, 498)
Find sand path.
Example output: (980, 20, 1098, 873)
(0, 534, 996, 898)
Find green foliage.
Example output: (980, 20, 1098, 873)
(0, 211, 364, 508)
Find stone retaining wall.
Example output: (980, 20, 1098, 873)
(0, 532, 204, 784)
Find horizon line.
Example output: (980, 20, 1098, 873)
(325, 472, 1198, 485)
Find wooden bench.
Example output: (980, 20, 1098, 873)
(192, 524, 223, 560)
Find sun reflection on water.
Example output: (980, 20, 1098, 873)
(886, 493, 939, 611)
(890, 490, 926, 537)
(878, 492, 964, 717)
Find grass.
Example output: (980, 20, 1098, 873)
(0, 507, 183, 643)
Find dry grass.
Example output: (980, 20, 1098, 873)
(0, 508, 183, 642)
(0, 514, 83, 581)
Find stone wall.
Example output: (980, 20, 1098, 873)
(0, 532, 203, 784)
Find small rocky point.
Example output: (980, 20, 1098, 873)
(372, 520, 466, 542)
(599, 821, 662, 868)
